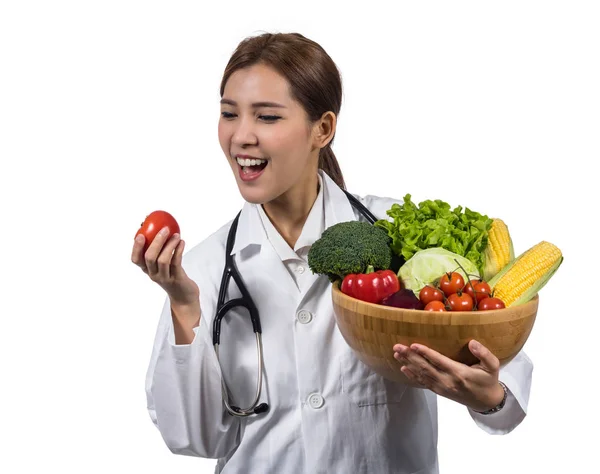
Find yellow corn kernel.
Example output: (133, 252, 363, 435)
(493, 241, 562, 306)
(483, 219, 514, 281)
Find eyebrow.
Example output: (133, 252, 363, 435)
(220, 99, 287, 108)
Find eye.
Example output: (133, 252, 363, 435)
(259, 115, 281, 122)
(221, 112, 236, 119)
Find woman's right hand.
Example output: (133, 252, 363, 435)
(131, 226, 200, 307)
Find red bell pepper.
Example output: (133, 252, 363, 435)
(340, 265, 401, 304)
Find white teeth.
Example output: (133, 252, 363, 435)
(236, 157, 266, 167)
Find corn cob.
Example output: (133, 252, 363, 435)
(488, 241, 563, 307)
(482, 218, 515, 281)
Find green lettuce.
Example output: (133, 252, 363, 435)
(374, 194, 492, 275)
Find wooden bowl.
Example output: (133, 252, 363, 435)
(332, 282, 538, 384)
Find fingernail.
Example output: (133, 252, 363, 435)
(135, 235, 144, 243)
(471, 340, 481, 351)
(160, 227, 170, 236)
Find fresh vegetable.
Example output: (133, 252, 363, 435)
(463, 279, 492, 303)
(308, 221, 393, 282)
(419, 286, 444, 306)
(341, 265, 400, 304)
(413, 266, 503, 311)
(482, 218, 515, 281)
(381, 288, 424, 310)
(479, 297, 506, 311)
(374, 194, 492, 275)
(488, 240, 563, 307)
(447, 291, 474, 311)
(135, 210, 180, 254)
(424, 300, 447, 311)
(439, 272, 466, 297)
(397, 247, 480, 297)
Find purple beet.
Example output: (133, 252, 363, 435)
(381, 288, 425, 310)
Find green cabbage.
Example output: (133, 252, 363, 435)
(398, 247, 480, 296)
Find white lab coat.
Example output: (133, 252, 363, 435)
(145, 170, 533, 474)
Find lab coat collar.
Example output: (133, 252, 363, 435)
(229, 169, 357, 256)
(229, 202, 264, 256)
(320, 169, 357, 229)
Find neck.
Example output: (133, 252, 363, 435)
(262, 173, 320, 249)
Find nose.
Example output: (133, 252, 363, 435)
(231, 116, 258, 147)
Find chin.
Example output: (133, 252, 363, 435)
(236, 183, 272, 205)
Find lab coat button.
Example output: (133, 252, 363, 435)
(297, 310, 313, 324)
(308, 393, 324, 409)
(297, 266, 306, 274)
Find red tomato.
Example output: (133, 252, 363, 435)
(478, 297, 506, 311)
(447, 291, 474, 311)
(424, 300, 447, 312)
(463, 279, 492, 303)
(463, 279, 479, 299)
(135, 210, 180, 254)
(419, 285, 445, 306)
(439, 272, 465, 297)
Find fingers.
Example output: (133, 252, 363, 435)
(408, 344, 459, 374)
(144, 226, 171, 274)
(131, 234, 148, 273)
(171, 238, 185, 275)
(468, 340, 500, 374)
(393, 343, 472, 394)
(393, 344, 442, 384)
(400, 365, 435, 388)
(138, 226, 182, 282)
(394, 341, 502, 406)
(393, 344, 445, 373)
(156, 232, 181, 281)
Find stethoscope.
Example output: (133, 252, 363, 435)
(213, 190, 379, 417)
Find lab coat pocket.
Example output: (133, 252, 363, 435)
(340, 351, 407, 407)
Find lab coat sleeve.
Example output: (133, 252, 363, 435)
(467, 350, 533, 434)
(145, 295, 242, 459)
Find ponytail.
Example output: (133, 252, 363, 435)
(319, 146, 345, 190)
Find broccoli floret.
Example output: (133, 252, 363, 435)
(307, 221, 393, 282)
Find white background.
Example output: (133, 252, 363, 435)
(1, 1, 598, 473)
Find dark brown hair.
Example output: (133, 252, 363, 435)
(219, 32, 345, 189)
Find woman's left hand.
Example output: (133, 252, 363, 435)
(393, 340, 505, 412)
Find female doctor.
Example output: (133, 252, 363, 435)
(132, 32, 533, 474)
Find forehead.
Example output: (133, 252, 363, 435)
(222, 63, 294, 106)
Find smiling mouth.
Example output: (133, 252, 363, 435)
(236, 156, 268, 173)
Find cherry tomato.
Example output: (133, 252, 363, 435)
(478, 297, 506, 311)
(463, 279, 479, 299)
(463, 279, 492, 303)
(135, 210, 180, 254)
(439, 272, 465, 297)
(419, 285, 445, 306)
(424, 300, 447, 312)
(447, 291, 474, 311)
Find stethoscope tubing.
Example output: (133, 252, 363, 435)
(214, 332, 266, 416)
(211, 190, 377, 417)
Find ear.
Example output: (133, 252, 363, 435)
(311, 111, 337, 149)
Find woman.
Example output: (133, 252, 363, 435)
(132, 32, 533, 474)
